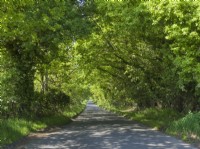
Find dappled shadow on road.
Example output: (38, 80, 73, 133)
(18, 101, 197, 149)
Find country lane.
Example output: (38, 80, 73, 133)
(13, 101, 197, 149)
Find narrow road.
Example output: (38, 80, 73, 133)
(16, 101, 197, 149)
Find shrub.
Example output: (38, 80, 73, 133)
(31, 89, 70, 117)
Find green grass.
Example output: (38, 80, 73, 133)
(0, 102, 86, 148)
(0, 116, 69, 147)
(167, 112, 200, 141)
(119, 108, 183, 130)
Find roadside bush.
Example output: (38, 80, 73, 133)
(46, 89, 70, 110)
(32, 89, 70, 117)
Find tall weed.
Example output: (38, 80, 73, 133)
(167, 112, 200, 140)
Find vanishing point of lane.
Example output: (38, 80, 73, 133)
(15, 101, 197, 149)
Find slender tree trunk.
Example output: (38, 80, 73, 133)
(41, 67, 49, 94)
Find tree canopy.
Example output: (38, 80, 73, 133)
(0, 0, 200, 118)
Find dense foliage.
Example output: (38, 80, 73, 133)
(0, 0, 200, 121)
(75, 0, 200, 113)
(0, 0, 91, 118)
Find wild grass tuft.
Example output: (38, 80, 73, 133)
(167, 112, 200, 141)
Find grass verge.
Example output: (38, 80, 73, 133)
(118, 108, 183, 130)
(0, 102, 86, 148)
(115, 107, 200, 144)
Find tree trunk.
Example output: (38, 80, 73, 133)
(41, 67, 49, 94)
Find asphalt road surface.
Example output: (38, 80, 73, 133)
(15, 101, 197, 149)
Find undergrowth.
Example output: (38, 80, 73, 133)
(0, 102, 86, 147)
(119, 108, 183, 130)
(167, 112, 200, 141)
